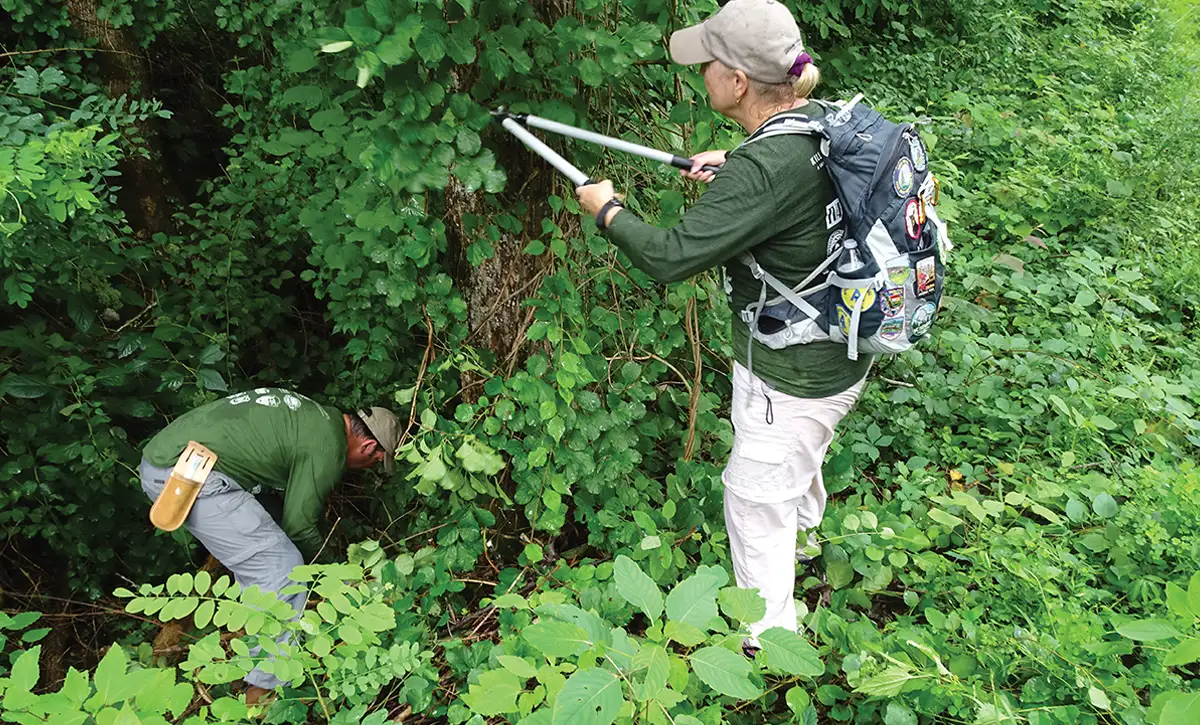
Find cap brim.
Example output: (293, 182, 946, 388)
(382, 455, 396, 475)
(669, 23, 714, 66)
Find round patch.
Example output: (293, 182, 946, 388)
(909, 302, 936, 339)
(284, 394, 302, 411)
(827, 229, 845, 256)
(904, 199, 922, 239)
(880, 317, 905, 341)
(841, 287, 877, 311)
(909, 134, 928, 172)
(837, 307, 852, 337)
(893, 158, 915, 196)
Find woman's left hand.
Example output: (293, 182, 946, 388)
(576, 180, 617, 217)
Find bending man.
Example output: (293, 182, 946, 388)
(139, 387, 400, 702)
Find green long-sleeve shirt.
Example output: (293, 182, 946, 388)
(143, 388, 346, 560)
(606, 103, 872, 399)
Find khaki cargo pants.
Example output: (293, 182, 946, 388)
(140, 459, 306, 690)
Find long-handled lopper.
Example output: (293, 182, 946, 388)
(491, 108, 722, 185)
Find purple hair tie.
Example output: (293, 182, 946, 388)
(788, 52, 813, 77)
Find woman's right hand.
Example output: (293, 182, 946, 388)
(680, 150, 728, 183)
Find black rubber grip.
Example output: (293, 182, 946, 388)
(670, 154, 722, 175)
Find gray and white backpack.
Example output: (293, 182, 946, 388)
(734, 94, 953, 362)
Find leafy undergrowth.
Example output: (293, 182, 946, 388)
(2, 0, 1200, 723)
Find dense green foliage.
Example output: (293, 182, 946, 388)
(2, 0, 1199, 722)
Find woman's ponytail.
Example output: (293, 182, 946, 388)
(792, 62, 820, 100)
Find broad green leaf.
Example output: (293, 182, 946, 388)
(825, 560, 855, 590)
(463, 669, 521, 716)
(20, 628, 50, 643)
(757, 627, 824, 677)
(193, 570, 212, 595)
(94, 644, 133, 705)
(194, 600, 215, 629)
(518, 710, 553, 725)
(196, 369, 227, 392)
(1164, 638, 1200, 667)
(284, 50, 317, 73)
(688, 646, 762, 699)
(785, 686, 811, 715)
(1091, 493, 1118, 518)
(1088, 686, 1111, 710)
(1161, 692, 1200, 724)
(354, 602, 397, 632)
(578, 59, 602, 87)
(614, 556, 663, 623)
(632, 644, 669, 700)
(884, 701, 918, 725)
(490, 593, 529, 609)
(321, 40, 354, 53)
(927, 508, 963, 528)
(1116, 619, 1181, 642)
(719, 587, 766, 624)
(524, 621, 592, 657)
(1066, 498, 1088, 522)
(854, 667, 919, 697)
(972, 701, 1020, 724)
(62, 667, 90, 705)
(196, 344, 224, 366)
(114, 708, 140, 725)
(6, 645, 40, 695)
(535, 604, 611, 649)
(666, 569, 722, 629)
(551, 668, 622, 725)
(1166, 582, 1192, 619)
(664, 620, 706, 647)
(2, 374, 53, 399)
(1188, 571, 1200, 615)
(339, 622, 363, 645)
(498, 656, 539, 679)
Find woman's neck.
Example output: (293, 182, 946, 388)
(739, 97, 808, 133)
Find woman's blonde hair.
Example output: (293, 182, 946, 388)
(751, 62, 821, 104)
(791, 62, 821, 100)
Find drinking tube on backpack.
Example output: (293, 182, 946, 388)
(498, 116, 593, 187)
(493, 109, 722, 177)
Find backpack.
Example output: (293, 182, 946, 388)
(734, 94, 952, 362)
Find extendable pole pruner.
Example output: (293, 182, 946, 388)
(491, 108, 722, 185)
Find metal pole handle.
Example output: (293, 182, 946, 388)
(503, 111, 723, 176)
(499, 117, 593, 187)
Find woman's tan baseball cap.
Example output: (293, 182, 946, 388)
(669, 0, 807, 84)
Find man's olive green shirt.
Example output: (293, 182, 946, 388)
(143, 388, 345, 560)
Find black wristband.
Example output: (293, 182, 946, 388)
(595, 198, 624, 230)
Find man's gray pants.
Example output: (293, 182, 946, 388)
(140, 459, 306, 690)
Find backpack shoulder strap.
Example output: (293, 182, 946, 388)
(740, 112, 824, 148)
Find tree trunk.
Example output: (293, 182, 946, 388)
(65, 0, 178, 237)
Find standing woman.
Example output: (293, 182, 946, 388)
(576, 0, 872, 650)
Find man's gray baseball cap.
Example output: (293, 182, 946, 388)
(669, 0, 807, 84)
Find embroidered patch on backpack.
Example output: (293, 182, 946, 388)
(894, 158, 915, 196)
